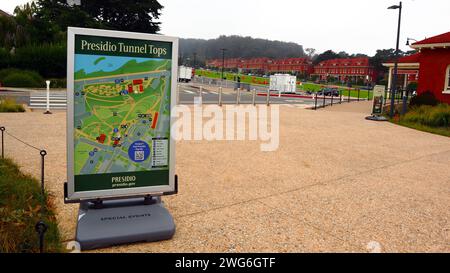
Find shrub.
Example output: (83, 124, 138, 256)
(402, 104, 450, 128)
(2, 72, 44, 88)
(409, 91, 439, 107)
(2, 43, 66, 79)
(49, 78, 67, 89)
(0, 98, 25, 112)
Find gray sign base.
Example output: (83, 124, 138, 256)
(366, 115, 389, 122)
(76, 197, 175, 250)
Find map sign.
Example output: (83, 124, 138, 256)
(372, 85, 385, 115)
(66, 28, 178, 201)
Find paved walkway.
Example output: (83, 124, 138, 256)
(0, 101, 449, 252)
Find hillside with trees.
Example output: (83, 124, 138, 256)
(179, 36, 306, 66)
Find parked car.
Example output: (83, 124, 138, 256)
(318, 88, 340, 97)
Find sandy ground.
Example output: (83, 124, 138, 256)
(0, 101, 449, 253)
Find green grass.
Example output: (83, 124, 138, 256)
(0, 158, 63, 253)
(0, 98, 25, 112)
(394, 120, 450, 137)
(391, 104, 450, 137)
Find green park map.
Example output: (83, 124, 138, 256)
(73, 55, 172, 188)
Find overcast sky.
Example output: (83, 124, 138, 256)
(2, 0, 450, 55)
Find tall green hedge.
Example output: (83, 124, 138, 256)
(0, 43, 66, 79)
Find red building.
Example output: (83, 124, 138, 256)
(240, 58, 272, 72)
(207, 57, 313, 75)
(313, 57, 376, 83)
(412, 32, 450, 104)
(206, 58, 242, 69)
(267, 58, 313, 75)
(384, 32, 450, 104)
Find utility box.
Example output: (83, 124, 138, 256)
(269, 74, 296, 94)
(178, 66, 193, 83)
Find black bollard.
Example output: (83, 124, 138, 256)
(314, 93, 318, 110)
(40, 150, 47, 196)
(35, 221, 48, 253)
(0, 127, 4, 159)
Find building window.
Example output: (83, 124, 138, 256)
(445, 65, 450, 93)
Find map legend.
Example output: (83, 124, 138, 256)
(152, 138, 169, 168)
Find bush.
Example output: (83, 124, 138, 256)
(1, 71, 44, 88)
(409, 91, 439, 107)
(49, 78, 67, 89)
(0, 43, 66, 79)
(0, 98, 25, 112)
(402, 104, 450, 128)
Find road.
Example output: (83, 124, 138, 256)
(1, 84, 349, 109)
(178, 83, 340, 108)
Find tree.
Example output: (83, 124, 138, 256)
(313, 50, 340, 65)
(80, 0, 163, 33)
(179, 36, 306, 64)
(35, 0, 102, 32)
(305, 48, 316, 59)
(369, 48, 409, 83)
(34, 0, 163, 35)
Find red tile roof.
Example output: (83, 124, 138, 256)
(412, 32, 450, 46)
(386, 53, 421, 64)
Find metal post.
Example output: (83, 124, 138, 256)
(331, 93, 334, 106)
(389, 1, 403, 118)
(40, 150, 47, 196)
(36, 149, 48, 253)
(0, 127, 4, 159)
(199, 86, 203, 103)
(252, 89, 257, 106)
(323, 93, 326, 108)
(314, 93, 318, 110)
(358, 89, 361, 101)
(402, 95, 408, 115)
(44, 80, 52, 115)
(236, 88, 240, 105)
(35, 221, 48, 253)
(348, 89, 351, 103)
(339, 90, 342, 104)
(266, 89, 270, 106)
(218, 87, 223, 107)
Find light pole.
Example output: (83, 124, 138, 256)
(388, 1, 403, 118)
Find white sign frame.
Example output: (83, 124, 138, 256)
(66, 27, 178, 202)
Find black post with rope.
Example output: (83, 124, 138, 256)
(40, 150, 47, 197)
(0, 126, 4, 159)
(0, 126, 49, 253)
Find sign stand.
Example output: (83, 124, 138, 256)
(366, 85, 388, 122)
(75, 196, 175, 251)
(66, 28, 180, 251)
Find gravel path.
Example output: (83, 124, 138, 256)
(0, 101, 449, 253)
